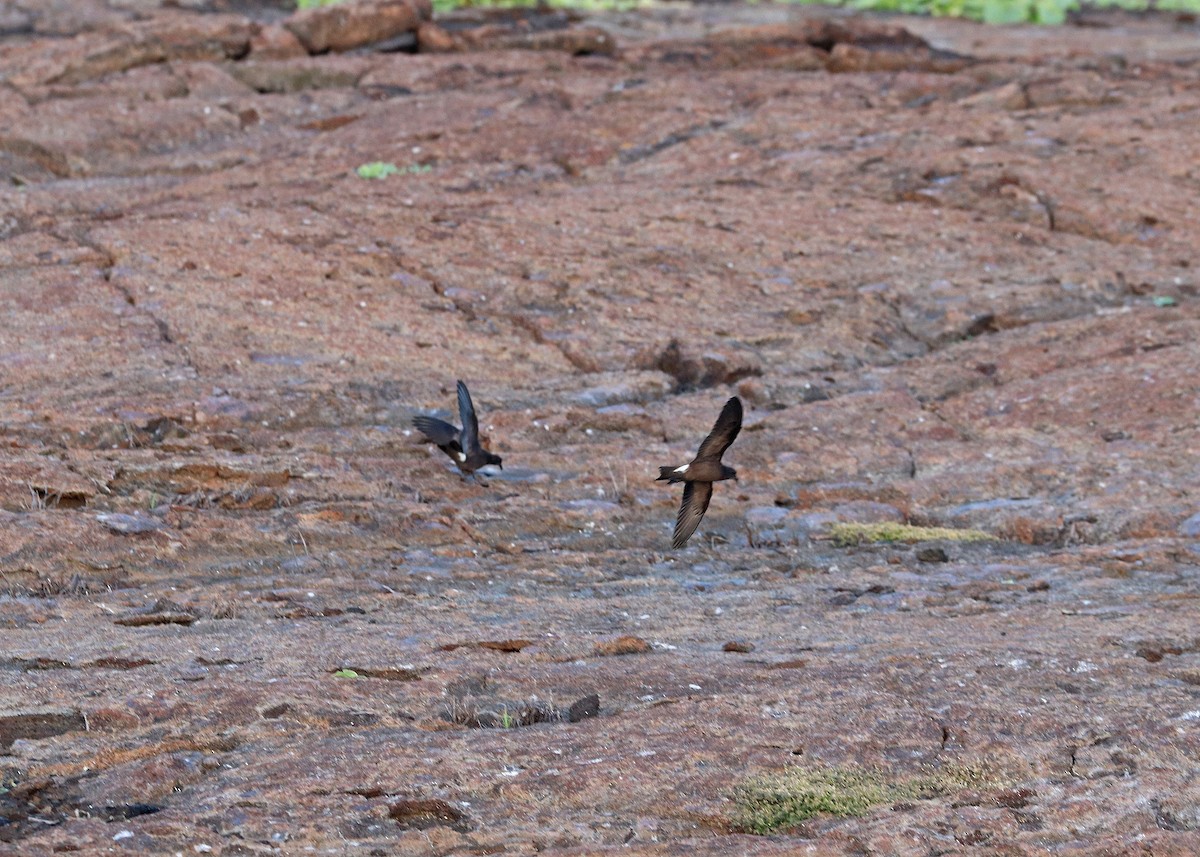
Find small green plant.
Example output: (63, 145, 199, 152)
(297, 0, 345, 9)
(356, 162, 400, 180)
(1152, 295, 1178, 308)
(733, 763, 1003, 833)
(499, 706, 514, 729)
(829, 522, 992, 547)
(355, 162, 432, 180)
(332, 668, 360, 678)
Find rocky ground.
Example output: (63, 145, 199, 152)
(1, 0, 1200, 853)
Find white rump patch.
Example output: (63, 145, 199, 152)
(457, 452, 467, 462)
(674, 464, 689, 474)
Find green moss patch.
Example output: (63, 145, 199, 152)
(733, 763, 1002, 834)
(829, 522, 992, 547)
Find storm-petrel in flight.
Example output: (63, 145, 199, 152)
(412, 380, 503, 479)
(656, 396, 742, 549)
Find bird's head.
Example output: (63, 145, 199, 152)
(488, 452, 504, 470)
(723, 465, 738, 481)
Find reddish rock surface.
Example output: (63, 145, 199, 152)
(2, 1, 1200, 854)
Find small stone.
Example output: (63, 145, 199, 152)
(173, 63, 252, 100)
(1178, 512, 1200, 539)
(114, 599, 197, 627)
(959, 81, 1029, 111)
(284, 0, 430, 54)
(723, 640, 754, 653)
(417, 21, 457, 53)
(97, 512, 163, 535)
(114, 611, 197, 627)
(388, 798, 469, 831)
(593, 635, 651, 657)
(227, 58, 367, 95)
(826, 40, 967, 74)
(651, 339, 761, 390)
(736, 377, 769, 406)
(1024, 73, 1118, 109)
(916, 546, 949, 563)
(248, 23, 307, 60)
(766, 659, 807, 670)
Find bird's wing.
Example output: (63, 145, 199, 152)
(457, 380, 482, 455)
(672, 481, 713, 549)
(695, 396, 743, 461)
(412, 415, 461, 448)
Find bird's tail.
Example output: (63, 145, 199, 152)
(657, 466, 684, 483)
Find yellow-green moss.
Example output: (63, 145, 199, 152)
(733, 763, 1003, 834)
(829, 522, 992, 547)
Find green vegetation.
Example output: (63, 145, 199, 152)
(355, 162, 433, 179)
(356, 162, 400, 180)
(332, 668, 360, 678)
(847, 0, 1075, 24)
(829, 521, 992, 547)
(733, 763, 1002, 833)
(297, 0, 345, 9)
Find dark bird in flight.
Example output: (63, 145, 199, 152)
(656, 396, 742, 549)
(412, 380, 503, 479)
